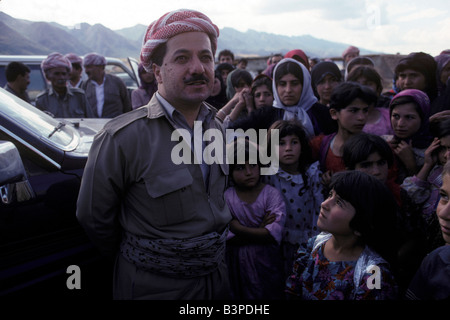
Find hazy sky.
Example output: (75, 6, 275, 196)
(1, 0, 449, 56)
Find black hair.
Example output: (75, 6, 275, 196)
(394, 52, 438, 100)
(251, 74, 273, 95)
(218, 49, 234, 61)
(342, 133, 394, 169)
(346, 57, 375, 74)
(274, 61, 304, 86)
(346, 66, 383, 95)
(230, 69, 253, 88)
(71, 62, 82, 71)
(429, 117, 450, 138)
(216, 63, 234, 73)
(330, 171, 398, 265)
(227, 138, 261, 184)
(5, 62, 31, 82)
(329, 81, 378, 111)
(267, 119, 313, 183)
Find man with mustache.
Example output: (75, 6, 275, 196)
(77, 9, 232, 300)
(36, 52, 93, 118)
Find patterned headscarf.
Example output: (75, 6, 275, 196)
(64, 53, 83, 65)
(83, 53, 106, 66)
(389, 89, 432, 148)
(140, 9, 219, 72)
(272, 58, 318, 137)
(41, 52, 72, 73)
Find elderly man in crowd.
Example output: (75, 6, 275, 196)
(76, 9, 231, 300)
(35, 52, 93, 118)
(82, 53, 131, 118)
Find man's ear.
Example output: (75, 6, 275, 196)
(329, 108, 339, 121)
(152, 63, 163, 84)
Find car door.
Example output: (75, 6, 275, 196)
(128, 57, 141, 87)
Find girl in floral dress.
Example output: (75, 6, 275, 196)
(286, 170, 399, 300)
(264, 119, 324, 278)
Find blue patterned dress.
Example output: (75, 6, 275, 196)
(286, 233, 398, 300)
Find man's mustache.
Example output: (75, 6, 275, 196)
(184, 74, 210, 84)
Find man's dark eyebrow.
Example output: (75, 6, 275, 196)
(173, 49, 212, 55)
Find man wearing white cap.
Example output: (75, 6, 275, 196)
(82, 53, 131, 118)
(77, 9, 231, 300)
(36, 52, 93, 118)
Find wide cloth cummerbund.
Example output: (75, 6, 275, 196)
(120, 228, 228, 278)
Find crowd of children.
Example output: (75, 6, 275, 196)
(216, 48, 450, 300)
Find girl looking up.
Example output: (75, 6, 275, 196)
(286, 170, 399, 300)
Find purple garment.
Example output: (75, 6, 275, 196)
(401, 164, 443, 225)
(363, 107, 394, 136)
(225, 184, 286, 299)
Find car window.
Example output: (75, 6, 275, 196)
(105, 63, 138, 88)
(27, 64, 48, 102)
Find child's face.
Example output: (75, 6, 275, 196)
(253, 85, 273, 109)
(331, 98, 369, 134)
(318, 189, 356, 236)
(279, 134, 301, 167)
(316, 74, 339, 103)
(232, 162, 260, 189)
(354, 152, 389, 183)
(390, 103, 421, 140)
(437, 173, 450, 245)
(277, 73, 303, 106)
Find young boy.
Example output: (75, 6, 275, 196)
(310, 82, 377, 185)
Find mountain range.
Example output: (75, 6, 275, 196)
(0, 11, 379, 59)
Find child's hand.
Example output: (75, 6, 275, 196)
(423, 137, 440, 168)
(393, 140, 417, 174)
(259, 211, 276, 227)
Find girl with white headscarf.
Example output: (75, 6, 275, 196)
(272, 58, 335, 138)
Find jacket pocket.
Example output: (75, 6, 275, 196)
(144, 167, 195, 227)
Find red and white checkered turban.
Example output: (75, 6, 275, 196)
(41, 52, 72, 73)
(140, 9, 219, 72)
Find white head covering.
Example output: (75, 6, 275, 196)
(272, 58, 317, 137)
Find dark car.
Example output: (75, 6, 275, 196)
(0, 88, 113, 298)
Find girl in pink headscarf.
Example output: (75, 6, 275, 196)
(386, 89, 433, 182)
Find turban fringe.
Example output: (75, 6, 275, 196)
(140, 9, 219, 72)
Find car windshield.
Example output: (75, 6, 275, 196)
(0, 88, 78, 151)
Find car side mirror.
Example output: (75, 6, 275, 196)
(0, 141, 35, 204)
